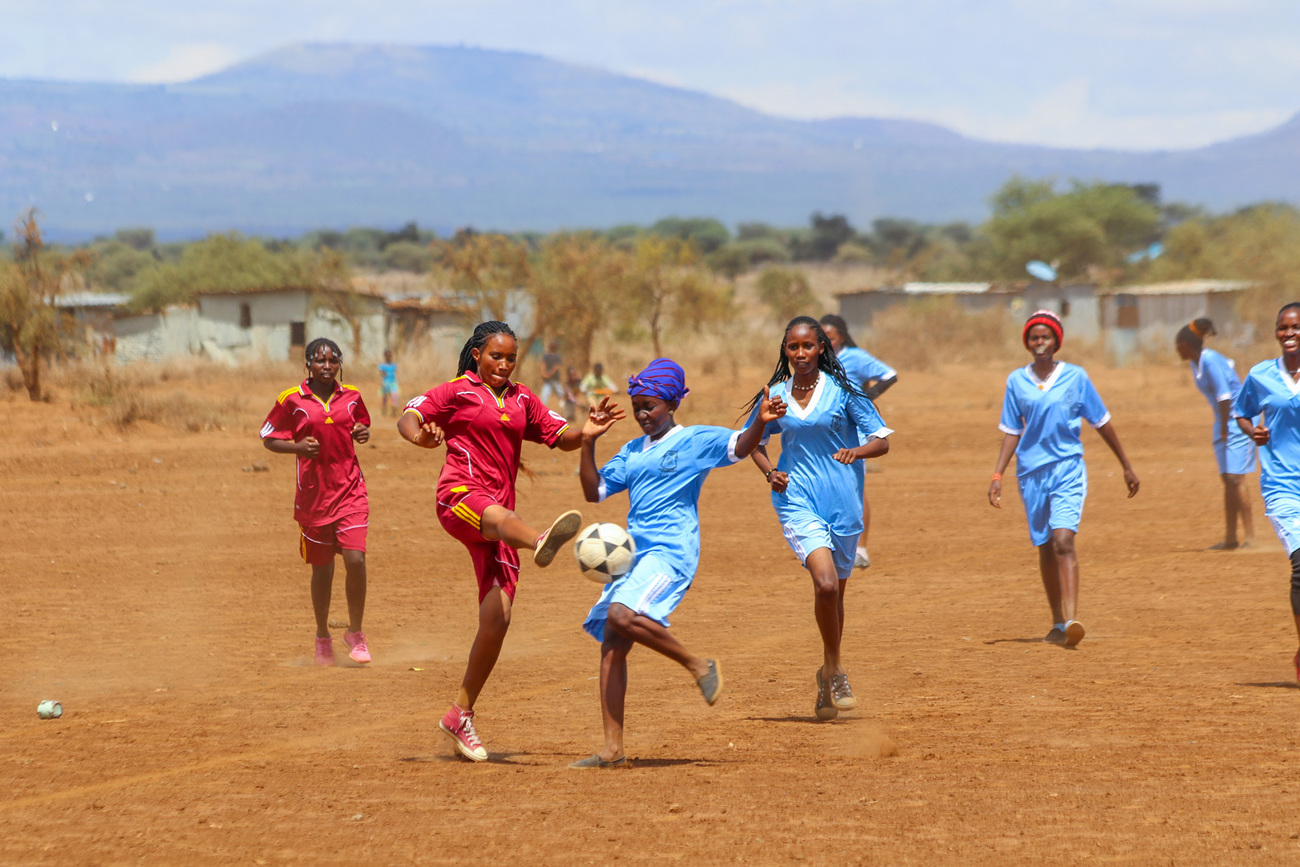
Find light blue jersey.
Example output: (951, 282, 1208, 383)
(837, 346, 896, 387)
(1234, 358, 1300, 515)
(998, 362, 1111, 477)
(1191, 348, 1257, 475)
(597, 424, 743, 575)
(749, 376, 892, 537)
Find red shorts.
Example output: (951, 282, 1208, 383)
(299, 510, 369, 566)
(436, 487, 520, 603)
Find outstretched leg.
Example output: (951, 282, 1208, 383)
(605, 603, 710, 681)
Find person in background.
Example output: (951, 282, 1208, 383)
(562, 366, 585, 423)
(378, 349, 400, 417)
(581, 362, 618, 409)
(540, 341, 564, 409)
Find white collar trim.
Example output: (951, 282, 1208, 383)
(1025, 361, 1065, 392)
(1276, 358, 1300, 396)
(639, 423, 685, 452)
(786, 373, 827, 421)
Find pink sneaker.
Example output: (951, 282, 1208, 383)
(314, 636, 335, 666)
(439, 704, 488, 762)
(343, 630, 371, 664)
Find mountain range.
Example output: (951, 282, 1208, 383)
(1, 42, 1297, 239)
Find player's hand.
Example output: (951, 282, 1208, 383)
(351, 423, 370, 444)
(582, 396, 625, 439)
(1123, 467, 1140, 498)
(298, 436, 322, 458)
(767, 470, 789, 493)
(758, 386, 787, 424)
(988, 478, 1002, 508)
(414, 422, 444, 449)
(1251, 422, 1270, 446)
(832, 447, 859, 464)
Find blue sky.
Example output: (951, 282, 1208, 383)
(3, 0, 1297, 149)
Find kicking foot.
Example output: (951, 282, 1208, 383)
(569, 753, 631, 769)
(534, 509, 583, 567)
(815, 667, 838, 721)
(439, 704, 488, 762)
(342, 630, 371, 664)
(1064, 620, 1086, 648)
(696, 659, 724, 705)
(314, 636, 335, 666)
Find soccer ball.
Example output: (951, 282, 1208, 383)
(573, 522, 636, 583)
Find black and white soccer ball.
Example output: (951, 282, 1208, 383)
(573, 522, 636, 583)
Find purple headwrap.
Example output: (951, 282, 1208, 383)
(627, 358, 689, 402)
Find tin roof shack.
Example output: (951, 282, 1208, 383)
(385, 296, 476, 358)
(836, 282, 1021, 335)
(195, 287, 386, 364)
(54, 292, 130, 356)
(1021, 282, 1101, 344)
(1099, 280, 1250, 365)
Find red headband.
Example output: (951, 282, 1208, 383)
(1023, 310, 1063, 349)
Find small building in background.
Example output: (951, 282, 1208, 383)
(1099, 280, 1251, 364)
(384, 295, 476, 359)
(194, 286, 387, 363)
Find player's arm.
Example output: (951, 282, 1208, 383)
(735, 386, 784, 460)
(988, 433, 1019, 508)
(397, 409, 443, 449)
(1094, 421, 1139, 498)
(863, 375, 897, 401)
(1234, 378, 1269, 444)
(832, 437, 889, 464)
(578, 397, 623, 500)
(264, 436, 319, 458)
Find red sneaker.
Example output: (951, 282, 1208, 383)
(314, 636, 335, 666)
(439, 704, 488, 762)
(343, 631, 371, 664)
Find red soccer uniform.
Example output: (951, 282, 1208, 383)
(260, 380, 371, 528)
(404, 370, 570, 600)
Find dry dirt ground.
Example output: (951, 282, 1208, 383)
(4, 360, 1300, 865)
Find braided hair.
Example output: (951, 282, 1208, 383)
(743, 316, 864, 416)
(304, 337, 342, 363)
(818, 313, 858, 348)
(457, 320, 517, 376)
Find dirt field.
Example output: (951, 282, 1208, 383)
(4, 359, 1300, 865)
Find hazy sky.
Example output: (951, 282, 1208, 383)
(3, 0, 1297, 150)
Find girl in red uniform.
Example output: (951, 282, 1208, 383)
(398, 320, 594, 761)
(260, 337, 373, 666)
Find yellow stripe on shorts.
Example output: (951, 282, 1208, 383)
(452, 502, 481, 529)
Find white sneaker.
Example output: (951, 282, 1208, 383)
(854, 547, 871, 569)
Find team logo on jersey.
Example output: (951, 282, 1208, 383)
(659, 449, 678, 472)
(325, 416, 334, 424)
(500, 412, 511, 422)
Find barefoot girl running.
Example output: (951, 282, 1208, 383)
(1233, 303, 1300, 679)
(571, 359, 784, 767)
(746, 317, 893, 721)
(989, 310, 1140, 648)
(1176, 318, 1256, 550)
(398, 321, 587, 762)
(260, 337, 373, 666)
(819, 313, 898, 570)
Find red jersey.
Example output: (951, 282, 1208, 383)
(260, 379, 371, 526)
(404, 371, 570, 508)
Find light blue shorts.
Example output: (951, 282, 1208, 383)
(1018, 456, 1087, 547)
(1213, 422, 1258, 476)
(780, 512, 857, 581)
(583, 551, 692, 643)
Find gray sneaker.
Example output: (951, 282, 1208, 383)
(696, 659, 724, 705)
(854, 548, 871, 569)
(815, 667, 838, 721)
(830, 672, 858, 711)
(533, 510, 582, 567)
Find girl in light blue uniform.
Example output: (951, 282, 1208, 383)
(1175, 317, 1256, 550)
(571, 358, 783, 768)
(747, 316, 892, 721)
(989, 310, 1140, 649)
(1233, 303, 1300, 680)
(820, 314, 898, 570)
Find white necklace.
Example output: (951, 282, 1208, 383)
(791, 372, 820, 393)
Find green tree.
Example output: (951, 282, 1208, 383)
(432, 231, 532, 324)
(650, 217, 731, 254)
(529, 233, 631, 371)
(755, 266, 816, 325)
(0, 211, 89, 400)
(621, 236, 731, 357)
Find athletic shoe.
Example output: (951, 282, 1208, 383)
(696, 659, 724, 705)
(815, 667, 838, 721)
(343, 630, 371, 664)
(854, 548, 871, 569)
(1064, 620, 1086, 648)
(439, 704, 488, 762)
(533, 509, 583, 567)
(314, 636, 335, 666)
(830, 672, 858, 711)
(1044, 627, 1067, 645)
(569, 753, 631, 769)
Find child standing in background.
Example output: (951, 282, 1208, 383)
(378, 349, 400, 417)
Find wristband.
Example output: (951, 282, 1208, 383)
(991, 473, 1002, 481)
(764, 469, 773, 481)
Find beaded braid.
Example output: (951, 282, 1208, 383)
(742, 316, 864, 416)
(456, 320, 517, 376)
(304, 337, 343, 363)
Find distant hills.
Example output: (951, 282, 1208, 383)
(1, 42, 1297, 239)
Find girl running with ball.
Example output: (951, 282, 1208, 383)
(398, 320, 589, 762)
(746, 316, 893, 721)
(1175, 318, 1256, 549)
(571, 358, 784, 768)
(1233, 303, 1300, 680)
(989, 310, 1140, 648)
(259, 337, 374, 666)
